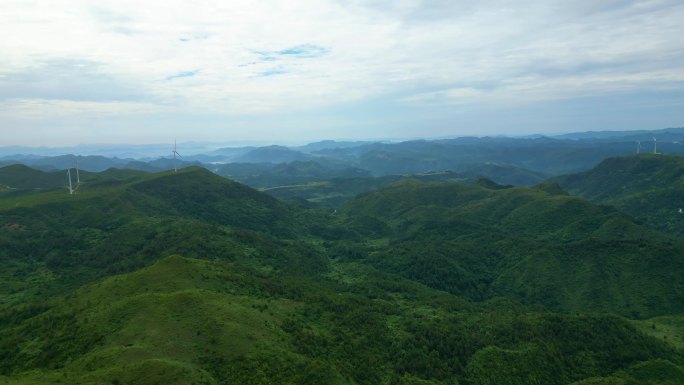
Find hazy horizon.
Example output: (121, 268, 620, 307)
(1, 125, 683, 156)
(1, 1, 683, 146)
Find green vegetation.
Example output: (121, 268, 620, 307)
(264, 175, 433, 207)
(340, 179, 684, 317)
(214, 160, 371, 189)
(0, 164, 70, 189)
(264, 165, 542, 208)
(554, 154, 684, 234)
(634, 316, 684, 351)
(0, 165, 682, 384)
(1, 255, 680, 385)
(0, 164, 147, 191)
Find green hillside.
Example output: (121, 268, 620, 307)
(263, 174, 455, 207)
(1, 166, 683, 384)
(263, 165, 539, 208)
(0, 164, 73, 189)
(0, 164, 147, 191)
(0, 167, 303, 300)
(214, 160, 371, 189)
(341, 179, 684, 318)
(1, 255, 681, 385)
(554, 154, 684, 234)
(457, 163, 547, 186)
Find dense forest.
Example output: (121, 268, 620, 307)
(0, 153, 683, 384)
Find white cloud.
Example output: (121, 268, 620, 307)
(399, 88, 487, 106)
(0, 0, 683, 142)
(0, 98, 163, 120)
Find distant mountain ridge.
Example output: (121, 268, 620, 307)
(554, 126, 684, 141)
(233, 145, 314, 163)
(2, 126, 684, 209)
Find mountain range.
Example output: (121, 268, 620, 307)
(1, 149, 684, 384)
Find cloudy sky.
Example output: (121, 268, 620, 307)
(1, 0, 683, 146)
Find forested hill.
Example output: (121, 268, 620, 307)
(0, 164, 72, 189)
(554, 154, 684, 234)
(0, 167, 682, 384)
(341, 179, 684, 318)
(0, 163, 147, 190)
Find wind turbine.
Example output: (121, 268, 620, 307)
(67, 168, 74, 195)
(636, 141, 641, 154)
(75, 159, 80, 185)
(653, 136, 658, 154)
(172, 139, 182, 173)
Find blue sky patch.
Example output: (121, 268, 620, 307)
(276, 44, 328, 57)
(253, 44, 328, 62)
(259, 68, 288, 77)
(166, 70, 198, 80)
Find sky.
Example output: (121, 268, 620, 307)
(0, 0, 683, 146)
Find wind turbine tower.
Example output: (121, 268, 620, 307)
(66, 158, 82, 195)
(67, 168, 74, 195)
(75, 159, 80, 185)
(636, 141, 641, 154)
(172, 139, 183, 173)
(653, 136, 658, 154)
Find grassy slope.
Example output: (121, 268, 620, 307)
(635, 316, 684, 351)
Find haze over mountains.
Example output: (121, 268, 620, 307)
(2, 127, 683, 207)
(4, 127, 684, 163)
